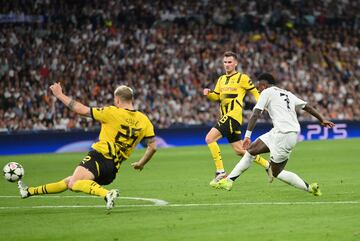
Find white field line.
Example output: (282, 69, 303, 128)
(0, 196, 359, 209)
(0, 195, 168, 206)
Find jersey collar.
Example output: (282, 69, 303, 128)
(226, 71, 238, 78)
(124, 108, 137, 112)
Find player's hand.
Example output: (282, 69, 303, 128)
(203, 88, 211, 96)
(320, 120, 335, 128)
(243, 137, 251, 150)
(49, 82, 63, 97)
(131, 161, 144, 171)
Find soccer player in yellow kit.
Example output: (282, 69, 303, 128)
(203, 51, 271, 186)
(18, 83, 157, 210)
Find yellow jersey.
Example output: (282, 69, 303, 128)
(207, 72, 259, 124)
(90, 106, 155, 169)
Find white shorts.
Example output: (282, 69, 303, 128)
(258, 128, 298, 163)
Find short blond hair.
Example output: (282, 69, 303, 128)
(114, 85, 134, 102)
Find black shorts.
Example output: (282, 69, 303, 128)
(215, 115, 242, 143)
(79, 150, 117, 185)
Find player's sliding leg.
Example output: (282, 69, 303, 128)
(68, 166, 109, 197)
(68, 166, 119, 209)
(276, 170, 321, 196)
(276, 170, 308, 191)
(271, 161, 322, 196)
(18, 179, 68, 198)
(216, 139, 273, 190)
(71, 180, 108, 197)
(70, 179, 119, 209)
(228, 151, 255, 181)
(231, 141, 272, 182)
(215, 151, 255, 190)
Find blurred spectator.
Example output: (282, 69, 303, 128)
(0, 0, 359, 132)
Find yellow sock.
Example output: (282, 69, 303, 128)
(254, 155, 269, 169)
(71, 180, 108, 197)
(208, 142, 224, 172)
(28, 179, 68, 196)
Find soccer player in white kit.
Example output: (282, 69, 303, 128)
(214, 73, 335, 196)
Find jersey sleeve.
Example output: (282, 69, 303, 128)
(207, 76, 221, 102)
(241, 74, 255, 90)
(248, 86, 260, 101)
(241, 75, 260, 101)
(90, 106, 114, 123)
(254, 88, 270, 111)
(290, 93, 307, 110)
(143, 117, 155, 138)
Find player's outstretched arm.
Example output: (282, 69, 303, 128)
(303, 104, 335, 128)
(203, 88, 220, 102)
(131, 137, 157, 171)
(50, 82, 91, 117)
(246, 108, 262, 133)
(243, 108, 262, 149)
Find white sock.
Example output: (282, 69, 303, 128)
(227, 151, 255, 181)
(277, 170, 309, 191)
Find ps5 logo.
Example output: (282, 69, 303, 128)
(306, 123, 347, 140)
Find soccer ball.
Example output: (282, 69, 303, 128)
(3, 162, 24, 182)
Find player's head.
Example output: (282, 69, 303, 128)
(256, 73, 276, 92)
(223, 51, 238, 74)
(114, 85, 134, 105)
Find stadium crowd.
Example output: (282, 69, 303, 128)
(0, 0, 359, 132)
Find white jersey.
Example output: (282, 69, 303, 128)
(254, 86, 307, 133)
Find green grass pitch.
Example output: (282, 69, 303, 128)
(1, 138, 359, 241)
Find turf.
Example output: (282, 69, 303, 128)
(0, 138, 359, 241)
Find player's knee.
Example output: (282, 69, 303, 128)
(205, 135, 214, 144)
(272, 168, 281, 177)
(63, 176, 72, 189)
(246, 147, 256, 156)
(67, 181, 73, 189)
(270, 162, 285, 177)
(67, 178, 77, 189)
